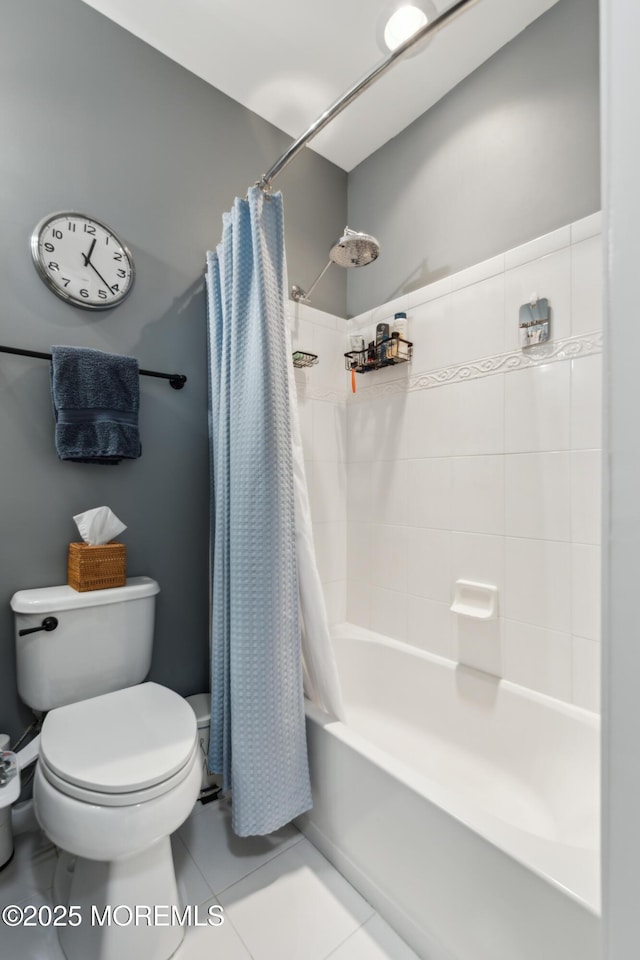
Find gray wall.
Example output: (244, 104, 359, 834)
(347, 0, 600, 316)
(0, 0, 346, 741)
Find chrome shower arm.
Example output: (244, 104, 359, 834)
(291, 259, 333, 303)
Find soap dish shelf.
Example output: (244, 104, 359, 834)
(344, 337, 413, 374)
(292, 351, 319, 369)
(450, 580, 498, 620)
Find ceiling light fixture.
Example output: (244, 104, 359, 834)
(385, 5, 428, 51)
(376, 0, 438, 57)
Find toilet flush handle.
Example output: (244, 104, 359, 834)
(18, 616, 58, 637)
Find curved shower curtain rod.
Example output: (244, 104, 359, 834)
(257, 0, 482, 192)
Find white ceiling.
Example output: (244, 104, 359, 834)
(80, 0, 559, 172)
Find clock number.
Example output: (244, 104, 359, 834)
(83, 224, 96, 235)
(111, 284, 119, 292)
(67, 222, 76, 232)
(48, 262, 59, 272)
(117, 269, 126, 278)
(113, 252, 122, 262)
(79, 288, 89, 298)
(61, 277, 71, 287)
(52, 229, 63, 239)
(98, 290, 108, 300)
(104, 236, 109, 245)
(44, 242, 54, 253)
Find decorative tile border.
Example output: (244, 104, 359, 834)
(291, 330, 602, 404)
(348, 330, 603, 403)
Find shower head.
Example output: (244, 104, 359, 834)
(292, 226, 380, 303)
(329, 227, 381, 269)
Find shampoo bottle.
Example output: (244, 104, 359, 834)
(392, 311, 408, 341)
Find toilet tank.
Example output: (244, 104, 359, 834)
(10, 577, 160, 712)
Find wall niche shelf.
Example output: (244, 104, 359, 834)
(344, 337, 413, 374)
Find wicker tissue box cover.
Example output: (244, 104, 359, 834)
(67, 541, 126, 592)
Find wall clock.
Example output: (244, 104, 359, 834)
(31, 211, 135, 309)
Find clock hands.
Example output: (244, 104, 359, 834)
(82, 238, 97, 267)
(86, 261, 115, 294)
(81, 239, 114, 294)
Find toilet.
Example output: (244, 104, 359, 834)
(10, 576, 201, 960)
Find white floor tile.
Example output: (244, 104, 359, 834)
(0, 893, 66, 960)
(1, 822, 419, 960)
(171, 834, 215, 907)
(174, 895, 252, 960)
(327, 914, 421, 960)
(0, 828, 56, 908)
(178, 798, 303, 895)
(219, 838, 374, 960)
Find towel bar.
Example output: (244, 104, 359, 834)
(0, 344, 187, 389)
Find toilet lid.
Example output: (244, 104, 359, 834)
(40, 682, 197, 794)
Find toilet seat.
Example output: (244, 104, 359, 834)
(39, 682, 198, 806)
(38, 741, 199, 806)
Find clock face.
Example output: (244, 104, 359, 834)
(31, 212, 135, 309)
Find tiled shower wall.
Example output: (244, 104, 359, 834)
(291, 212, 602, 714)
(344, 213, 602, 713)
(290, 303, 348, 628)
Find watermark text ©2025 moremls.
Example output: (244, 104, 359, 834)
(1, 903, 225, 928)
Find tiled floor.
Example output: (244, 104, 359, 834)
(0, 797, 420, 959)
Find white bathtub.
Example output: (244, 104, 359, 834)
(297, 625, 601, 960)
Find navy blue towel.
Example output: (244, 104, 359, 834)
(50, 345, 142, 465)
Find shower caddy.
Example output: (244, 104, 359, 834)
(344, 336, 413, 374)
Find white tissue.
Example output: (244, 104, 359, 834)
(73, 506, 126, 546)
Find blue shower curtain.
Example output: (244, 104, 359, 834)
(205, 187, 312, 836)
